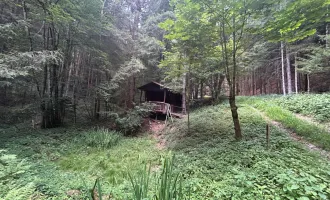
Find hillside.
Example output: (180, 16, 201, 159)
(2, 96, 330, 199)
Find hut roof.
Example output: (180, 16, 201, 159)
(138, 81, 169, 92)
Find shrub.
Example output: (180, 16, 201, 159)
(115, 103, 152, 136)
(78, 128, 122, 149)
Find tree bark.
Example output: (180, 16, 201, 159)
(200, 80, 204, 98)
(286, 45, 292, 94)
(294, 53, 298, 94)
(182, 71, 187, 115)
(307, 74, 310, 93)
(252, 70, 255, 95)
(281, 41, 287, 95)
(194, 79, 199, 99)
(221, 16, 242, 140)
(22, 0, 33, 51)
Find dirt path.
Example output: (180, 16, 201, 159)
(147, 119, 166, 150)
(248, 106, 330, 160)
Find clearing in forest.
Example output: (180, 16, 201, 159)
(1, 99, 330, 199)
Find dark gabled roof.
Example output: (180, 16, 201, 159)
(138, 81, 169, 92)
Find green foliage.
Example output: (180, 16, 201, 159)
(261, 0, 330, 42)
(0, 51, 62, 79)
(76, 128, 122, 150)
(0, 125, 164, 199)
(128, 164, 151, 200)
(0, 150, 35, 200)
(297, 44, 330, 74)
(163, 103, 330, 199)
(154, 155, 185, 200)
(2, 97, 330, 199)
(239, 96, 330, 150)
(273, 94, 330, 122)
(128, 155, 186, 200)
(114, 103, 152, 135)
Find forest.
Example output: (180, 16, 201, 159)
(1, 0, 330, 199)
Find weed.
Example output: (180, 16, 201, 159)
(128, 163, 151, 200)
(76, 127, 122, 150)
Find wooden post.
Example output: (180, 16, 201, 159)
(140, 90, 143, 103)
(266, 124, 270, 149)
(163, 90, 167, 103)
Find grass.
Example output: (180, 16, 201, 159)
(1, 98, 330, 199)
(271, 93, 330, 122)
(0, 126, 164, 199)
(238, 96, 330, 150)
(75, 127, 122, 149)
(163, 103, 330, 199)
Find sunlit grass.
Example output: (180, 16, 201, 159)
(238, 96, 330, 150)
(59, 137, 164, 185)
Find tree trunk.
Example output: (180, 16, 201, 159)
(221, 16, 242, 140)
(286, 45, 292, 94)
(281, 41, 287, 95)
(236, 77, 240, 95)
(294, 53, 298, 94)
(326, 5, 329, 49)
(252, 70, 255, 95)
(307, 74, 310, 93)
(194, 80, 199, 99)
(22, 0, 33, 51)
(182, 72, 187, 115)
(187, 68, 191, 135)
(200, 80, 204, 98)
(41, 24, 63, 128)
(327, 23, 329, 48)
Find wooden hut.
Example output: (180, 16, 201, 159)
(138, 82, 183, 117)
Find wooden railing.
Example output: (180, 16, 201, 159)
(148, 101, 183, 115)
(149, 101, 170, 114)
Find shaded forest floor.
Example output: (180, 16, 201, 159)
(1, 96, 330, 199)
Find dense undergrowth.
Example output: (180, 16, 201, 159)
(239, 95, 330, 150)
(0, 126, 164, 199)
(268, 94, 330, 122)
(163, 103, 330, 199)
(1, 99, 330, 199)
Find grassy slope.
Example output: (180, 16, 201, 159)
(164, 103, 330, 199)
(271, 94, 330, 122)
(238, 96, 330, 150)
(1, 99, 330, 199)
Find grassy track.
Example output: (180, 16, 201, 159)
(238, 96, 330, 151)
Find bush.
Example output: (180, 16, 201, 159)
(78, 128, 122, 149)
(190, 97, 215, 110)
(115, 103, 152, 136)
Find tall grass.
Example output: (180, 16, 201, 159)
(154, 156, 184, 200)
(128, 164, 151, 200)
(128, 156, 187, 200)
(77, 127, 122, 149)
